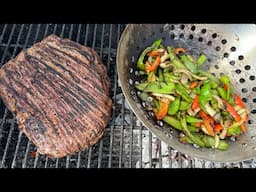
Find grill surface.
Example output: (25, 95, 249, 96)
(0, 24, 255, 168)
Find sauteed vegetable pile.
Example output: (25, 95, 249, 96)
(135, 39, 250, 150)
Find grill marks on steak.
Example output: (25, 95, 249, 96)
(0, 35, 112, 158)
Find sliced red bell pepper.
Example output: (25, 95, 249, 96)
(222, 100, 241, 121)
(191, 95, 199, 110)
(147, 50, 161, 57)
(223, 84, 228, 91)
(199, 110, 215, 136)
(174, 47, 186, 55)
(203, 119, 215, 136)
(155, 99, 170, 120)
(199, 110, 214, 122)
(189, 81, 198, 89)
(240, 123, 247, 133)
(234, 93, 246, 108)
(214, 124, 224, 133)
(194, 122, 202, 128)
(145, 55, 161, 73)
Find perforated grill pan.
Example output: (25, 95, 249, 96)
(117, 24, 256, 163)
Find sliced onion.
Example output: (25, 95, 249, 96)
(160, 50, 169, 62)
(159, 61, 171, 68)
(201, 124, 210, 135)
(181, 73, 189, 84)
(214, 135, 220, 149)
(151, 93, 175, 101)
(212, 95, 224, 109)
(173, 69, 192, 81)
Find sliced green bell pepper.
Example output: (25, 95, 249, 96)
(143, 82, 175, 94)
(175, 83, 192, 103)
(197, 54, 207, 66)
(180, 54, 198, 74)
(167, 46, 186, 69)
(137, 39, 162, 71)
(168, 97, 180, 115)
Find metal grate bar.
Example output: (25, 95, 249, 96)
(0, 119, 15, 168)
(178, 152, 182, 168)
(138, 125, 143, 168)
(0, 24, 7, 44)
(33, 150, 40, 168)
(158, 140, 162, 168)
(8, 24, 31, 168)
(97, 24, 106, 168)
(0, 24, 19, 168)
(0, 24, 16, 65)
(0, 107, 8, 142)
(83, 24, 89, 45)
(168, 146, 172, 168)
(129, 111, 134, 168)
(87, 24, 98, 168)
(107, 24, 116, 168)
(11, 131, 23, 168)
(118, 94, 125, 168)
(76, 24, 82, 43)
(148, 131, 152, 167)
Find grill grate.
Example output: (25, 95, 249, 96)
(0, 24, 254, 168)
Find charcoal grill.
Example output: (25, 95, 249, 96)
(0, 24, 255, 168)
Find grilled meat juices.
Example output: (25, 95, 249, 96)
(0, 35, 112, 158)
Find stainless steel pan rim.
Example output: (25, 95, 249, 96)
(117, 24, 256, 163)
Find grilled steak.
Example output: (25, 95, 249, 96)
(0, 34, 112, 158)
